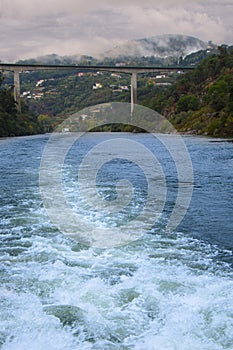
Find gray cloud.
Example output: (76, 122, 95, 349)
(0, 0, 232, 62)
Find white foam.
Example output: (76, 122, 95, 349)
(2, 232, 233, 349)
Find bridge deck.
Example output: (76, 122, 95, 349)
(0, 63, 194, 113)
(0, 63, 195, 74)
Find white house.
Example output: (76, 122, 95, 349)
(93, 83, 103, 90)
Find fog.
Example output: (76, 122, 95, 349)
(0, 0, 232, 62)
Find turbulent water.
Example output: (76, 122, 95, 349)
(0, 133, 233, 350)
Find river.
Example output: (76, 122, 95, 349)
(0, 133, 233, 350)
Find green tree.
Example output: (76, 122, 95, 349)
(205, 79, 228, 112)
(177, 95, 199, 113)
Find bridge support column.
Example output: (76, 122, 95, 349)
(14, 69, 21, 112)
(131, 72, 137, 117)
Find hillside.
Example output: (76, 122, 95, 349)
(0, 74, 43, 137)
(145, 46, 233, 137)
(6, 44, 217, 123)
(1, 35, 232, 137)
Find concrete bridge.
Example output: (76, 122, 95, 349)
(0, 63, 194, 113)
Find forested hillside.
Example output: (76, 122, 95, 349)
(1, 46, 233, 137)
(0, 74, 47, 137)
(145, 46, 233, 136)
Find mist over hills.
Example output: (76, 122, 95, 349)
(1, 34, 233, 138)
(16, 53, 90, 65)
(101, 34, 214, 59)
(15, 34, 217, 65)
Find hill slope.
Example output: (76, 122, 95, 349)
(0, 73, 42, 137)
(145, 46, 233, 137)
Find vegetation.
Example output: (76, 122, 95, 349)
(1, 45, 233, 137)
(0, 73, 55, 137)
(145, 46, 233, 137)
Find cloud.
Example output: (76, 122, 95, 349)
(126, 6, 227, 42)
(0, 0, 232, 61)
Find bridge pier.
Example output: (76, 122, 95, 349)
(0, 63, 193, 118)
(13, 69, 21, 112)
(131, 72, 137, 117)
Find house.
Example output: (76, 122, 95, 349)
(119, 85, 129, 91)
(20, 91, 31, 97)
(36, 79, 45, 87)
(155, 74, 166, 79)
(93, 83, 103, 90)
(111, 73, 122, 78)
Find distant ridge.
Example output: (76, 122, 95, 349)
(102, 34, 214, 59)
(15, 34, 217, 65)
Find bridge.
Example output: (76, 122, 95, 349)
(0, 63, 194, 113)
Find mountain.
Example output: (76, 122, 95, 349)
(15, 34, 216, 66)
(102, 34, 215, 59)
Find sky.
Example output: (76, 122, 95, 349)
(0, 0, 233, 62)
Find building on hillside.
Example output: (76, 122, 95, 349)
(93, 83, 103, 90)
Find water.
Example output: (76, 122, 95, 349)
(0, 133, 233, 350)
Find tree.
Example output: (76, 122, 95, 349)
(176, 95, 199, 113)
(0, 73, 42, 136)
(0, 73, 17, 114)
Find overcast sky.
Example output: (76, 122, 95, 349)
(0, 0, 233, 62)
